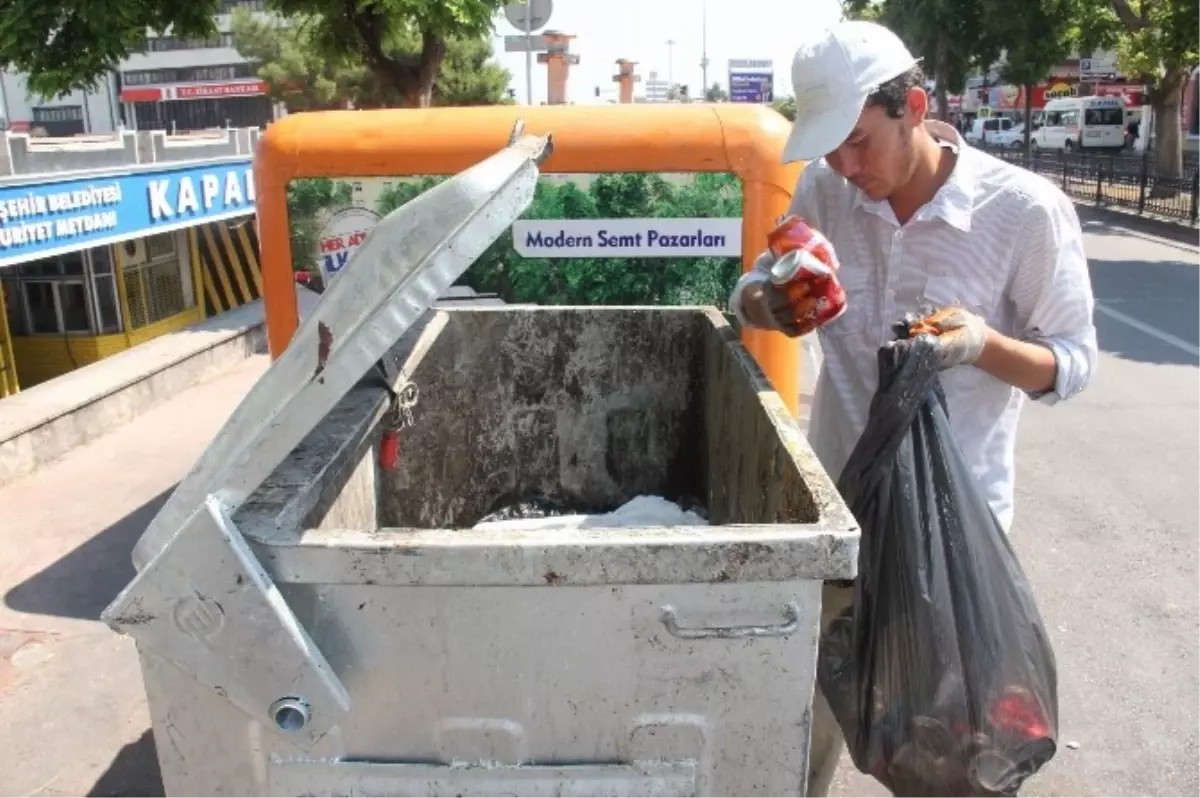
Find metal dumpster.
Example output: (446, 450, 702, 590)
(103, 126, 859, 797)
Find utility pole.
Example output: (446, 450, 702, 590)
(700, 0, 708, 97)
(525, 2, 534, 105)
(667, 39, 675, 94)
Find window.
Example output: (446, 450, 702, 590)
(58, 282, 91, 332)
(145, 32, 235, 51)
(90, 246, 120, 333)
(124, 233, 189, 329)
(1044, 111, 1062, 127)
(146, 232, 177, 260)
(1084, 107, 1124, 126)
(23, 281, 59, 334)
(32, 106, 83, 123)
(123, 63, 255, 86)
(8, 247, 126, 336)
(1061, 111, 1079, 127)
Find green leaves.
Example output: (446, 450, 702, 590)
(231, 8, 512, 111)
(0, 0, 221, 96)
(287, 172, 746, 307)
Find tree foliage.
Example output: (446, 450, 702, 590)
(269, 0, 507, 107)
(231, 9, 511, 110)
(772, 96, 797, 121)
(1076, 0, 1199, 176)
(844, 0, 990, 122)
(705, 83, 728, 102)
(285, 173, 744, 306)
(287, 178, 353, 271)
(0, 0, 507, 104)
(0, 0, 221, 96)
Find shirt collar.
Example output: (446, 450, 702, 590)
(853, 119, 976, 232)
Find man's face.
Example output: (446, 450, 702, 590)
(824, 87, 927, 201)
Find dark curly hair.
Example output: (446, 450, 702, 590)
(865, 65, 926, 119)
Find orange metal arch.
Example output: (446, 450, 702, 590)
(255, 104, 804, 415)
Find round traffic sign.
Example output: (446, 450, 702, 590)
(504, 0, 552, 32)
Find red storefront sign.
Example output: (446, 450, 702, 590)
(175, 81, 267, 99)
(119, 81, 267, 103)
(1094, 83, 1147, 106)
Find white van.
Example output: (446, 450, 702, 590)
(1033, 96, 1127, 151)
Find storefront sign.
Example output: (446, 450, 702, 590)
(0, 159, 254, 268)
(119, 81, 267, 103)
(316, 207, 381, 283)
(512, 218, 741, 258)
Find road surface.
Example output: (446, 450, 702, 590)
(0, 210, 1196, 797)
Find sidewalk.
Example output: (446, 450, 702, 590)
(0, 354, 267, 797)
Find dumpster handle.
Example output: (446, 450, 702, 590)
(659, 601, 802, 640)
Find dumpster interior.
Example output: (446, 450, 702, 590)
(235, 306, 826, 539)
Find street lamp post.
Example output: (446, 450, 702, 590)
(667, 39, 675, 95)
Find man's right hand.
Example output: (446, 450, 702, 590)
(741, 280, 807, 337)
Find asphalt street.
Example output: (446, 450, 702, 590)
(830, 210, 1200, 797)
(0, 208, 1195, 797)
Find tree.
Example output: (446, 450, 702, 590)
(979, 0, 1079, 156)
(287, 178, 353, 272)
(0, 0, 221, 96)
(0, 0, 507, 106)
(1078, 0, 1199, 178)
(845, 0, 991, 123)
(705, 83, 728, 102)
(772, 96, 796, 121)
(270, 0, 508, 107)
(231, 9, 512, 110)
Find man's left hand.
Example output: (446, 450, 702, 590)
(920, 307, 989, 370)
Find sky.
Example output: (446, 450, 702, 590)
(489, 0, 846, 105)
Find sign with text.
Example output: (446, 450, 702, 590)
(730, 71, 774, 103)
(513, 218, 741, 258)
(0, 159, 255, 268)
(317, 207, 381, 283)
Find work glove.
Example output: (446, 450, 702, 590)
(912, 306, 989, 370)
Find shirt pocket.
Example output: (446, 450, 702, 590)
(915, 270, 1004, 323)
(822, 261, 873, 339)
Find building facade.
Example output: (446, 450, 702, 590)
(0, 0, 278, 136)
(0, 127, 263, 396)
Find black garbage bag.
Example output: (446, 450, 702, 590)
(817, 322, 1059, 797)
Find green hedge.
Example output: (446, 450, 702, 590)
(288, 172, 744, 307)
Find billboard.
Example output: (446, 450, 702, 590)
(728, 59, 773, 104)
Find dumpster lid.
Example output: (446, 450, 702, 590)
(101, 122, 553, 751)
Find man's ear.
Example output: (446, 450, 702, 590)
(906, 86, 929, 124)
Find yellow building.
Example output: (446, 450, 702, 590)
(0, 140, 262, 396)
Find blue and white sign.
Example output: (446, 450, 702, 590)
(0, 158, 255, 268)
(513, 218, 741, 258)
(730, 71, 774, 103)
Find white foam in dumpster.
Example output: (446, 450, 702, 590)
(472, 495, 708, 532)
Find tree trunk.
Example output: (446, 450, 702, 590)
(934, 35, 950, 122)
(1150, 67, 1187, 191)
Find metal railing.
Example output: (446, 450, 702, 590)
(981, 145, 1199, 226)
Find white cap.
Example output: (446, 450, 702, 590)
(782, 21, 921, 163)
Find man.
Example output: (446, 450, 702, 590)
(728, 20, 1097, 796)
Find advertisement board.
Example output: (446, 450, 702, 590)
(513, 218, 741, 258)
(316, 207, 381, 284)
(728, 59, 774, 104)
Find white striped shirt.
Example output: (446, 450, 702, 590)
(731, 121, 1097, 531)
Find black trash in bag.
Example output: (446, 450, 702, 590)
(817, 322, 1059, 798)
